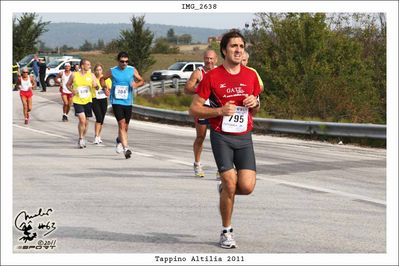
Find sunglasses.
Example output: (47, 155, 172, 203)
(119, 60, 129, 64)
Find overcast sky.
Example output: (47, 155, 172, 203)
(31, 13, 257, 30)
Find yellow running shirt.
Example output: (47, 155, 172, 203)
(72, 71, 94, 105)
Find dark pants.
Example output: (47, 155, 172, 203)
(39, 73, 46, 91)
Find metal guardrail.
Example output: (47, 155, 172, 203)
(107, 81, 386, 140)
(129, 105, 386, 140)
(136, 80, 186, 96)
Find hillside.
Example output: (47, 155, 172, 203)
(39, 22, 229, 48)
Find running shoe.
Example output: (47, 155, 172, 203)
(93, 136, 100, 144)
(219, 228, 237, 249)
(115, 137, 123, 154)
(62, 115, 67, 122)
(98, 137, 103, 143)
(78, 138, 85, 149)
(24, 118, 29, 125)
(124, 148, 132, 159)
(194, 162, 205, 178)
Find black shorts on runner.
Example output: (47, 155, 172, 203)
(74, 102, 93, 117)
(210, 129, 256, 173)
(112, 104, 132, 123)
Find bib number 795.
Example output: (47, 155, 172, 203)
(222, 106, 248, 133)
(229, 114, 244, 123)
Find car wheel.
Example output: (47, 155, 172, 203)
(47, 76, 56, 87)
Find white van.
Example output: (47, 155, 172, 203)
(45, 58, 81, 86)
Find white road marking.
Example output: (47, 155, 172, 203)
(13, 124, 70, 139)
(167, 159, 193, 166)
(257, 174, 386, 206)
(13, 120, 385, 206)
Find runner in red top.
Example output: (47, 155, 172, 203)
(189, 30, 261, 249)
(196, 63, 261, 135)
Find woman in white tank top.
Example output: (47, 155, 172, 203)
(16, 67, 36, 124)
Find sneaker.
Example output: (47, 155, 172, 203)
(194, 162, 205, 178)
(93, 136, 100, 144)
(124, 148, 132, 159)
(98, 137, 103, 143)
(78, 138, 85, 149)
(62, 115, 67, 122)
(24, 118, 29, 125)
(219, 229, 237, 249)
(115, 138, 123, 154)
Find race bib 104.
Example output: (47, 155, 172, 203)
(114, 85, 128, 99)
(222, 106, 249, 133)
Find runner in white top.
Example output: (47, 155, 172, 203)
(56, 63, 73, 121)
(184, 49, 218, 177)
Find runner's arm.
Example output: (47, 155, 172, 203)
(184, 69, 200, 95)
(132, 68, 144, 88)
(66, 73, 76, 94)
(15, 77, 21, 90)
(100, 69, 112, 88)
(243, 95, 260, 115)
(55, 72, 63, 86)
(30, 75, 37, 90)
(189, 95, 236, 119)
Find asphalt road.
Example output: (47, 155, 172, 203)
(11, 87, 386, 255)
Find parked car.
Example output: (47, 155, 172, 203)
(45, 58, 81, 86)
(17, 53, 81, 75)
(150, 61, 204, 81)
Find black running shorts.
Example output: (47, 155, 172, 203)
(112, 104, 132, 123)
(74, 102, 93, 117)
(210, 129, 256, 173)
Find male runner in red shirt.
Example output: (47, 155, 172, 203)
(190, 30, 261, 249)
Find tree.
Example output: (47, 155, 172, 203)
(96, 39, 105, 50)
(61, 44, 74, 52)
(104, 39, 122, 53)
(13, 13, 50, 61)
(80, 40, 93, 51)
(118, 15, 155, 74)
(152, 37, 180, 54)
(177, 34, 192, 44)
(244, 12, 385, 124)
(166, 28, 177, 44)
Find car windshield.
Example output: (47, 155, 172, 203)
(168, 62, 186, 70)
(47, 60, 63, 68)
(18, 54, 34, 65)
